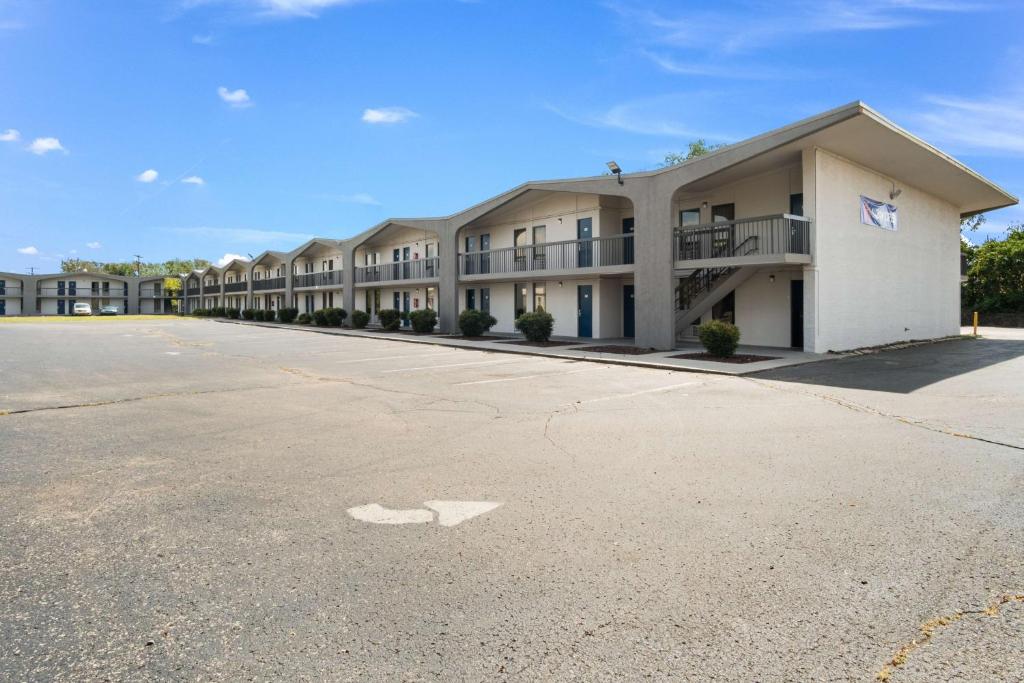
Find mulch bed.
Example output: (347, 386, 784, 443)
(670, 352, 780, 364)
(440, 335, 506, 341)
(497, 340, 579, 347)
(367, 328, 441, 336)
(580, 345, 661, 355)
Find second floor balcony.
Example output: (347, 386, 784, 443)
(355, 257, 438, 285)
(253, 276, 287, 291)
(186, 287, 200, 297)
(0, 285, 22, 296)
(460, 233, 634, 279)
(295, 270, 342, 289)
(674, 214, 811, 269)
(224, 281, 248, 293)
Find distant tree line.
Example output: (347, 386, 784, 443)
(962, 221, 1024, 314)
(60, 257, 211, 297)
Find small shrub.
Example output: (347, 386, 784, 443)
(515, 310, 554, 342)
(697, 319, 740, 357)
(213, 306, 226, 317)
(458, 309, 497, 337)
(277, 307, 298, 324)
(225, 308, 241, 319)
(409, 308, 438, 334)
(312, 309, 329, 327)
(351, 310, 370, 329)
(241, 308, 255, 321)
(190, 308, 206, 317)
(296, 312, 311, 325)
(324, 307, 347, 327)
(377, 308, 402, 331)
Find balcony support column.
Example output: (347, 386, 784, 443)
(438, 224, 459, 334)
(285, 259, 294, 311)
(342, 244, 356, 323)
(633, 187, 676, 350)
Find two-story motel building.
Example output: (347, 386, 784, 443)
(0, 271, 177, 316)
(15, 103, 1015, 354)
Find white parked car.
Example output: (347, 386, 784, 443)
(72, 303, 92, 316)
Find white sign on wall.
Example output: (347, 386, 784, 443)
(860, 195, 898, 231)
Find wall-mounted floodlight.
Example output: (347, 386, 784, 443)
(889, 186, 902, 200)
(606, 161, 624, 185)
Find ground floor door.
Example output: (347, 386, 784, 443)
(577, 285, 593, 338)
(402, 291, 411, 327)
(791, 280, 804, 348)
(623, 284, 635, 337)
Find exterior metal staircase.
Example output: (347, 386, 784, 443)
(674, 236, 760, 340)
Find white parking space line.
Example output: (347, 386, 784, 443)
(454, 365, 604, 386)
(382, 358, 525, 374)
(333, 351, 457, 365)
(581, 381, 700, 404)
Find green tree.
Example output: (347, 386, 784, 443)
(961, 213, 986, 232)
(963, 223, 1024, 312)
(661, 139, 727, 167)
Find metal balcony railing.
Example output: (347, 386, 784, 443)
(253, 276, 287, 291)
(295, 270, 342, 288)
(224, 281, 248, 293)
(186, 288, 200, 296)
(0, 286, 22, 296)
(460, 233, 634, 276)
(674, 214, 810, 262)
(355, 257, 439, 284)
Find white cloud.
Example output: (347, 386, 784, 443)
(87, 241, 102, 249)
(186, 0, 369, 19)
(0, 128, 20, 142)
(362, 107, 418, 124)
(136, 169, 159, 183)
(17, 246, 39, 255)
(169, 226, 314, 244)
(546, 95, 734, 140)
(216, 252, 247, 266)
(182, 175, 206, 185)
(218, 86, 252, 108)
(909, 93, 1024, 156)
(27, 137, 66, 155)
(192, 34, 214, 45)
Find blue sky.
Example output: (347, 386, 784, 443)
(2, 0, 1022, 272)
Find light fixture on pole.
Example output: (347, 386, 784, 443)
(606, 161, 623, 185)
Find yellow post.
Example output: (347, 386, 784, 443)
(973, 311, 979, 336)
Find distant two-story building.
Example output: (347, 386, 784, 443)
(180, 102, 1014, 352)
(0, 271, 177, 316)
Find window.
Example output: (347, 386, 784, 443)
(515, 282, 528, 318)
(680, 208, 701, 226)
(533, 283, 546, 312)
(532, 225, 546, 263)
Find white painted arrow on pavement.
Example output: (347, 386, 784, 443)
(347, 501, 501, 527)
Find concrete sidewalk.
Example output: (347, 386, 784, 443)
(212, 318, 830, 375)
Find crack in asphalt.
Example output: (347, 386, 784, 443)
(876, 593, 1024, 681)
(0, 384, 286, 417)
(746, 378, 1024, 452)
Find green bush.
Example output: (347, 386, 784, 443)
(409, 308, 438, 333)
(296, 312, 311, 325)
(458, 309, 497, 337)
(190, 308, 206, 317)
(377, 308, 402, 331)
(697, 319, 740, 357)
(351, 310, 370, 329)
(312, 309, 329, 327)
(277, 307, 298, 324)
(241, 308, 255, 321)
(225, 308, 241, 319)
(324, 307, 347, 327)
(265, 309, 279, 322)
(213, 306, 226, 317)
(515, 310, 554, 342)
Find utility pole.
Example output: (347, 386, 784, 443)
(133, 254, 143, 277)
(27, 267, 36, 275)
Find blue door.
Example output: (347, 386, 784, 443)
(622, 217, 635, 265)
(402, 247, 411, 279)
(466, 289, 475, 310)
(623, 284, 635, 337)
(58, 300, 66, 315)
(402, 291, 411, 326)
(0, 300, 5, 315)
(393, 292, 400, 312)
(577, 218, 593, 268)
(464, 236, 476, 275)
(577, 285, 593, 338)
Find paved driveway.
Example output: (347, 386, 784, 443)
(1, 319, 1022, 681)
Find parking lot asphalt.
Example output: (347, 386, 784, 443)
(1, 319, 1022, 681)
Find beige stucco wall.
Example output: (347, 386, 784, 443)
(2, 298, 21, 315)
(732, 268, 803, 348)
(811, 148, 961, 352)
(673, 164, 802, 223)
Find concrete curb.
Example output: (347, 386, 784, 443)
(209, 318, 833, 377)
